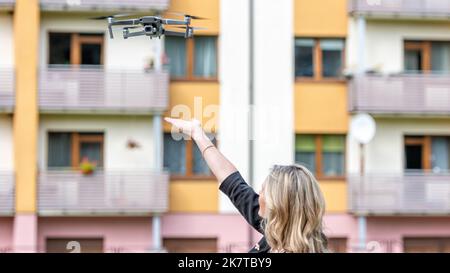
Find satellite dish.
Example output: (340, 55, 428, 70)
(350, 113, 376, 144)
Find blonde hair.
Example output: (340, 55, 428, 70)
(262, 164, 328, 253)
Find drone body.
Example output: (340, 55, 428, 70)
(93, 13, 205, 40)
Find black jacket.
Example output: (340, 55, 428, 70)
(219, 171, 271, 253)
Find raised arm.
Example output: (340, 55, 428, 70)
(164, 118, 237, 183)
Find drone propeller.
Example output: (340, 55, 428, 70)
(166, 11, 209, 20)
(89, 14, 133, 20)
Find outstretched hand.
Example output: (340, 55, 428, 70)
(164, 117, 204, 140)
(164, 117, 237, 183)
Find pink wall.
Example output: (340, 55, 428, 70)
(0, 217, 13, 252)
(162, 213, 355, 252)
(366, 217, 450, 252)
(38, 217, 153, 253)
(162, 213, 259, 252)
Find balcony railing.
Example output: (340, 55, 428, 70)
(0, 0, 14, 10)
(348, 0, 450, 19)
(349, 73, 450, 115)
(349, 172, 450, 215)
(40, 0, 169, 12)
(38, 170, 169, 215)
(0, 68, 15, 113)
(0, 172, 14, 215)
(39, 66, 169, 114)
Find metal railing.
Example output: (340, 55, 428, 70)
(0, 68, 15, 113)
(349, 171, 450, 215)
(38, 170, 169, 215)
(0, 0, 14, 10)
(349, 73, 450, 115)
(40, 0, 169, 11)
(348, 0, 450, 19)
(0, 172, 14, 215)
(39, 66, 169, 114)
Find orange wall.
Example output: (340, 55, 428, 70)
(169, 180, 218, 212)
(294, 82, 348, 134)
(319, 180, 347, 213)
(294, 0, 348, 37)
(164, 82, 220, 133)
(165, 0, 220, 35)
(13, 0, 40, 213)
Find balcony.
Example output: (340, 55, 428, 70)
(0, 0, 14, 10)
(38, 170, 169, 215)
(40, 0, 169, 12)
(349, 74, 450, 116)
(348, 0, 450, 19)
(349, 172, 450, 215)
(0, 172, 14, 215)
(0, 68, 14, 113)
(39, 66, 169, 114)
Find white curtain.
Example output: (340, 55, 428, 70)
(194, 37, 217, 77)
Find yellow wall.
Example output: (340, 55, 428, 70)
(13, 0, 39, 213)
(294, 0, 348, 37)
(294, 82, 348, 133)
(165, 0, 220, 35)
(164, 82, 220, 132)
(169, 180, 218, 212)
(319, 180, 347, 213)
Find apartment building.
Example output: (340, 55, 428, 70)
(347, 0, 450, 252)
(1, 0, 170, 252)
(2, 0, 450, 253)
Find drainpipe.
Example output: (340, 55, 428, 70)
(248, 0, 255, 249)
(151, 38, 163, 252)
(356, 15, 367, 252)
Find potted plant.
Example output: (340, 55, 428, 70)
(79, 157, 97, 175)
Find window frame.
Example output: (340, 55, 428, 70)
(164, 133, 217, 180)
(166, 35, 219, 82)
(47, 32, 104, 66)
(47, 131, 104, 170)
(294, 37, 346, 82)
(295, 134, 346, 180)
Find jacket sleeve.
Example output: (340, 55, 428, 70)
(219, 171, 264, 234)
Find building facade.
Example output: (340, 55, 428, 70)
(1, 0, 450, 253)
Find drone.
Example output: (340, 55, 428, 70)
(91, 13, 207, 40)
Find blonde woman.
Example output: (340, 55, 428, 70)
(165, 117, 328, 253)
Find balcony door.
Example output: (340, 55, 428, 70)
(405, 136, 450, 172)
(48, 33, 105, 107)
(49, 33, 104, 66)
(48, 132, 104, 169)
(404, 41, 450, 73)
(404, 136, 430, 171)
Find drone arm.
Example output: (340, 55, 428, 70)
(123, 30, 147, 39)
(162, 19, 187, 26)
(111, 19, 141, 26)
(164, 30, 189, 38)
(108, 25, 114, 39)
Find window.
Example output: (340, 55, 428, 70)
(46, 238, 103, 253)
(404, 41, 450, 73)
(194, 36, 217, 77)
(165, 36, 186, 77)
(295, 135, 345, 178)
(165, 36, 218, 80)
(47, 132, 104, 169)
(328, 238, 347, 253)
(49, 32, 104, 65)
(295, 38, 345, 79)
(163, 238, 217, 253)
(404, 238, 450, 253)
(163, 132, 216, 178)
(404, 135, 450, 171)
